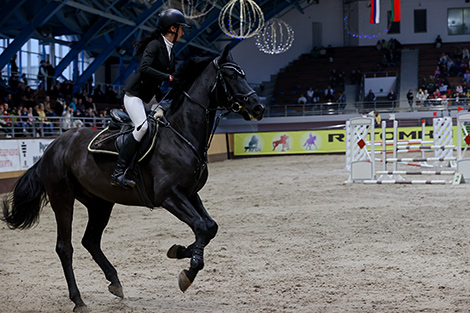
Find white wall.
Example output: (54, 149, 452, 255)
(230, 0, 344, 84)
(358, 0, 470, 46)
(228, 0, 470, 85)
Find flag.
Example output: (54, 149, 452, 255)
(370, 0, 380, 24)
(391, 0, 401, 22)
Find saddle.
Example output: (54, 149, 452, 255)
(87, 109, 159, 163)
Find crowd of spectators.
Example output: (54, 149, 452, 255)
(1, 58, 122, 137)
(415, 44, 470, 107)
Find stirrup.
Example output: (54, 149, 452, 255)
(111, 173, 136, 189)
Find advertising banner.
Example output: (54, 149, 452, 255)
(18, 139, 54, 170)
(234, 129, 347, 156)
(0, 141, 21, 173)
(234, 126, 458, 156)
(0, 139, 54, 173)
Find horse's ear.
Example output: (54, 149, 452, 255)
(220, 44, 231, 63)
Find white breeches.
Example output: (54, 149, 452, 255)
(123, 93, 148, 142)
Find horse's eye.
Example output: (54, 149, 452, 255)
(230, 74, 237, 79)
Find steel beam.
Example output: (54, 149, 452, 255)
(0, 0, 69, 71)
(74, 0, 164, 91)
(0, 0, 28, 27)
(54, 17, 109, 78)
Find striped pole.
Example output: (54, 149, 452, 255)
(363, 180, 449, 184)
(376, 170, 455, 175)
(397, 145, 456, 150)
(387, 157, 456, 162)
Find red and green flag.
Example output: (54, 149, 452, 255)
(391, 0, 401, 22)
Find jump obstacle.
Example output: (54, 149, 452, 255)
(345, 112, 470, 184)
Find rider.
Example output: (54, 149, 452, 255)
(111, 8, 190, 189)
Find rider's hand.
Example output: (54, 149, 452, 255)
(169, 75, 174, 82)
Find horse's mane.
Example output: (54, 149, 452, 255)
(168, 55, 215, 110)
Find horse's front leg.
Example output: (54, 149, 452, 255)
(167, 194, 218, 260)
(162, 192, 217, 292)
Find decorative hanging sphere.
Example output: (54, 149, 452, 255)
(255, 18, 294, 55)
(218, 0, 265, 39)
(167, 0, 217, 19)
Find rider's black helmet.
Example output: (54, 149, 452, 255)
(156, 9, 191, 32)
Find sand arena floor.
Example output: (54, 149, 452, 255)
(1, 154, 469, 312)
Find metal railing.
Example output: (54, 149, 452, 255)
(0, 115, 111, 138)
(257, 97, 470, 118)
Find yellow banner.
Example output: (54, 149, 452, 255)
(234, 126, 458, 156)
(234, 129, 346, 155)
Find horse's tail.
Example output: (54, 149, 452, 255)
(2, 160, 47, 230)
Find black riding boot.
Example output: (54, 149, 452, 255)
(111, 133, 139, 189)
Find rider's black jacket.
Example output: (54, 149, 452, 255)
(125, 35, 176, 103)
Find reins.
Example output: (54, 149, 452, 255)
(153, 57, 249, 165)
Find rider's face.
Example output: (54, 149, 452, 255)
(170, 26, 185, 41)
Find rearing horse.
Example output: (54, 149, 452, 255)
(2, 45, 264, 313)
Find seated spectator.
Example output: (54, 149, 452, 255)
(36, 103, 54, 136)
(324, 90, 335, 102)
(337, 92, 346, 110)
(374, 111, 381, 127)
(313, 89, 321, 103)
(297, 94, 307, 104)
(350, 69, 361, 85)
(434, 35, 442, 48)
(387, 89, 397, 107)
(380, 54, 389, 69)
(439, 82, 448, 93)
(423, 90, 430, 106)
(329, 69, 340, 87)
(69, 97, 77, 112)
(43, 95, 56, 117)
(306, 87, 314, 103)
(464, 69, 470, 82)
(324, 86, 335, 97)
(462, 47, 470, 60)
(0, 103, 12, 135)
(326, 44, 335, 62)
(310, 46, 320, 59)
(318, 46, 327, 58)
(416, 89, 425, 106)
(375, 40, 382, 51)
(365, 89, 376, 103)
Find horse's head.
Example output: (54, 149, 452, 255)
(212, 45, 265, 121)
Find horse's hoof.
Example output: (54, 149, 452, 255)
(178, 270, 192, 292)
(108, 283, 124, 298)
(167, 244, 183, 259)
(73, 305, 89, 313)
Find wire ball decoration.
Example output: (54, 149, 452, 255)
(166, 0, 217, 19)
(218, 0, 265, 39)
(343, 16, 391, 39)
(255, 18, 294, 55)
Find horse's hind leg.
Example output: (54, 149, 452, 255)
(50, 192, 88, 313)
(80, 198, 123, 298)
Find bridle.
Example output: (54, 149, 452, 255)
(210, 57, 256, 114)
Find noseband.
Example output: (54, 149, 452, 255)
(211, 58, 256, 113)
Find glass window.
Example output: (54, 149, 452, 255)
(448, 8, 470, 35)
(414, 9, 427, 33)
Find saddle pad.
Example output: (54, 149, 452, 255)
(87, 122, 158, 162)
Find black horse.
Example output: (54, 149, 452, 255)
(2, 45, 264, 313)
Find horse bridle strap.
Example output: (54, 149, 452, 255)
(212, 58, 256, 113)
